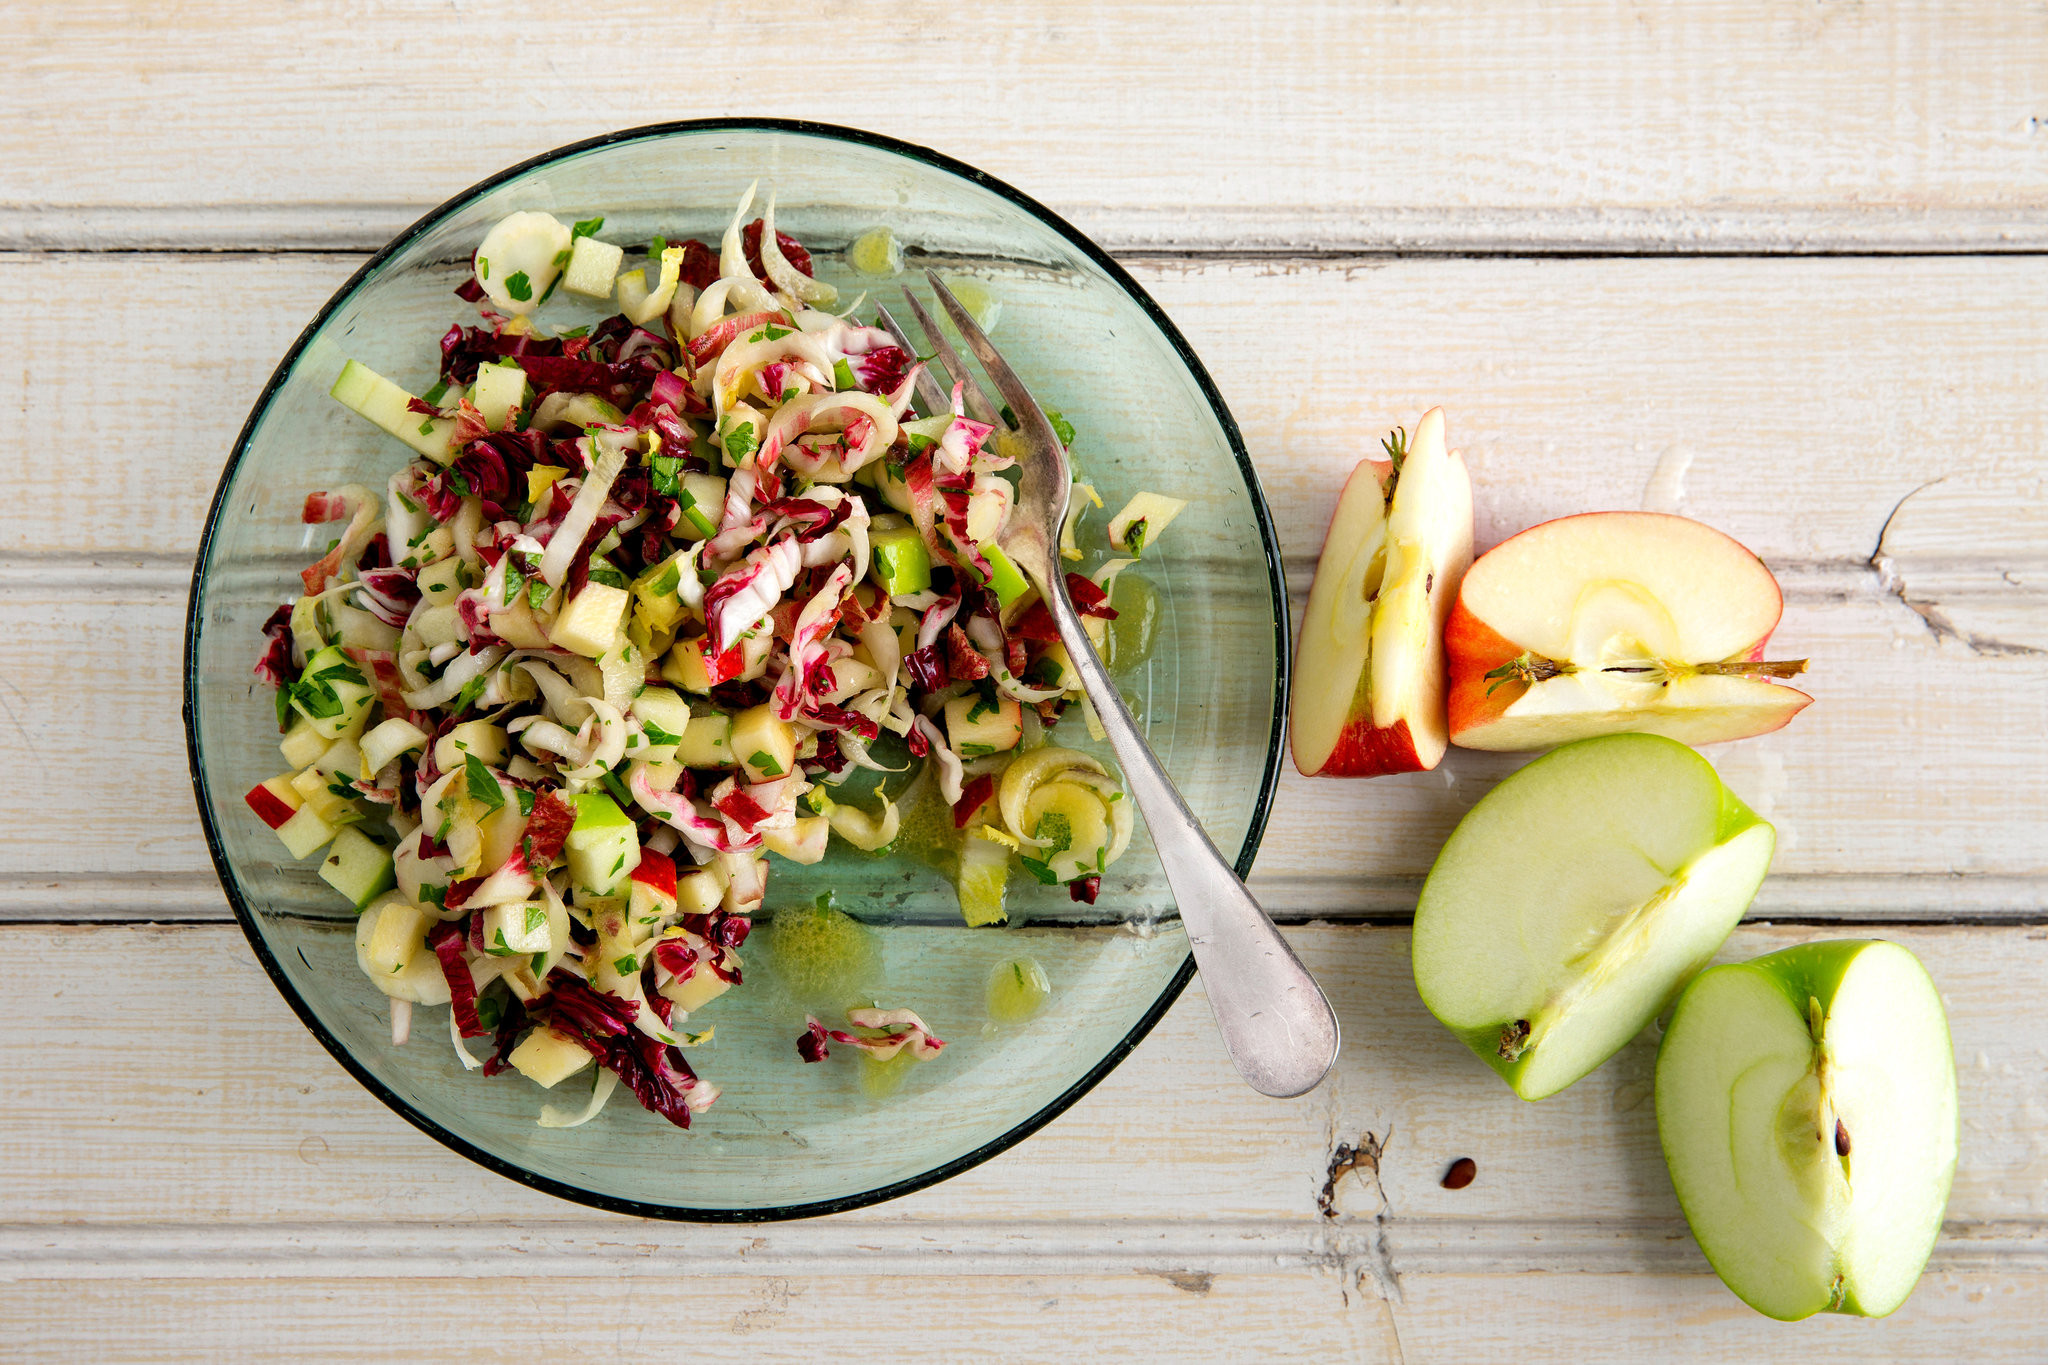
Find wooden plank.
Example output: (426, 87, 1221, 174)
(1388, 1272, 2048, 1363)
(6, 251, 2045, 571)
(0, 1273, 1383, 1364)
(2, 1270, 2041, 1363)
(8, 3, 2048, 253)
(0, 923, 2037, 1245)
(3, 573, 2039, 919)
(2, 252, 2041, 917)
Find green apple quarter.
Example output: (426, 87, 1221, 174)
(1656, 938, 1958, 1321)
(1412, 733, 1775, 1100)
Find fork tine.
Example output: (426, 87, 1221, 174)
(924, 271, 1063, 451)
(899, 288, 1005, 428)
(873, 303, 955, 417)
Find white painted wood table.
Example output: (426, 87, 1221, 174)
(6, 4, 2046, 1360)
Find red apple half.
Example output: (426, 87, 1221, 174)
(1291, 407, 1475, 776)
(1446, 511, 1813, 750)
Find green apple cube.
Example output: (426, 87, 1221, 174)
(566, 791, 639, 895)
(1657, 939, 1957, 1320)
(508, 1026, 593, 1088)
(318, 826, 395, 911)
(945, 691, 1023, 757)
(548, 582, 630, 658)
(362, 898, 431, 977)
(469, 361, 528, 431)
(481, 901, 554, 957)
(329, 359, 456, 462)
(674, 711, 734, 768)
(631, 686, 692, 761)
(871, 525, 932, 596)
(979, 543, 1030, 607)
(562, 234, 624, 300)
(279, 713, 332, 769)
(274, 802, 341, 860)
(290, 646, 376, 741)
(1412, 733, 1775, 1100)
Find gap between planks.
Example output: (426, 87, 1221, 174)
(5, 872, 2045, 926)
(1, 1216, 2040, 1284)
(7, 205, 2048, 257)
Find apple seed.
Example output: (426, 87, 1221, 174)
(1441, 1157, 1477, 1190)
(1834, 1119, 1851, 1157)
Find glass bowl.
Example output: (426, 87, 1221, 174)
(185, 119, 1287, 1220)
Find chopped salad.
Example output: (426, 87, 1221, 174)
(247, 185, 1186, 1129)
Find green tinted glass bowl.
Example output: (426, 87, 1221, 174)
(184, 120, 1286, 1220)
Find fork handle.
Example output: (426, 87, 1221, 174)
(1043, 580, 1340, 1098)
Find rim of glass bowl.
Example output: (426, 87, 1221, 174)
(183, 117, 1291, 1222)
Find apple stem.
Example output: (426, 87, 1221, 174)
(1483, 654, 1574, 696)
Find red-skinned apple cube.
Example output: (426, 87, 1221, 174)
(245, 775, 303, 830)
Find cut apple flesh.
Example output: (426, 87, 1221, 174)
(1657, 940, 1957, 1320)
(1290, 406, 1473, 776)
(1412, 733, 1774, 1100)
(1447, 511, 1812, 750)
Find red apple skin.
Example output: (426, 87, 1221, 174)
(1444, 595, 1533, 739)
(245, 782, 297, 830)
(1307, 715, 1427, 777)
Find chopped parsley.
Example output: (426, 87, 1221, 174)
(504, 270, 533, 302)
(722, 421, 758, 464)
(464, 753, 505, 813)
(453, 672, 489, 713)
(648, 453, 686, 496)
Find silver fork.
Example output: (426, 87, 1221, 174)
(883, 273, 1340, 1099)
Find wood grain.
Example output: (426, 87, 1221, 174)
(4, 255, 2043, 920)
(4, 1270, 2043, 1363)
(9, 2, 2048, 253)
(2, 923, 2042, 1358)
(9, 252, 2048, 569)
(0, 923, 2037, 1238)
(7, 7, 2046, 1353)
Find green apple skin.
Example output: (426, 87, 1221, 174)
(1656, 939, 1958, 1321)
(1413, 734, 1776, 1101)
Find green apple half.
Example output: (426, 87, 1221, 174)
(1412, 733, 1774, 1100)
(1657, 939, 1958, 1320)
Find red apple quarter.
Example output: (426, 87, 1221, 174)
(1291, 407, 1475, 776)
(1446, 511, 1813, 750)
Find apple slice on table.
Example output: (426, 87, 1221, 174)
(1290, 407, 1474, 776)
(1657, 939, 1957, 1321)
(1412, 733, 1775, 1100)
(1446, 511, 1812, 750)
